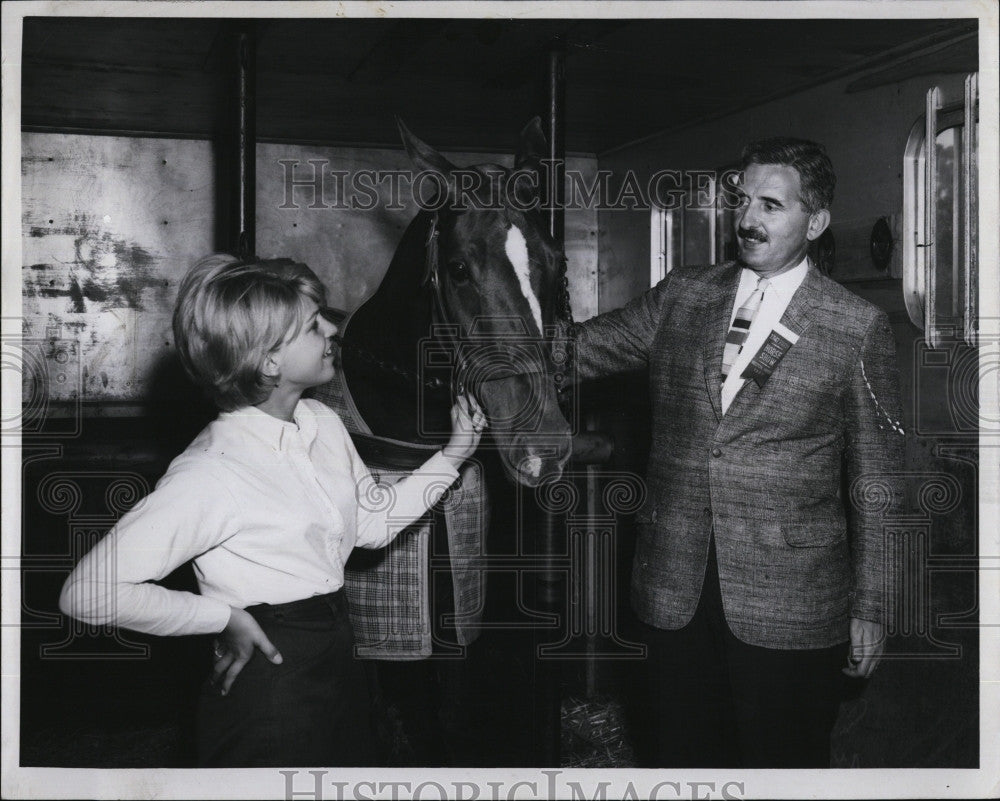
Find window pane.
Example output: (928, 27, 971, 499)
(934, 126, 965, 324)
(683, 207, 713, 265)
(717, 206, 738, 263)
(667, 207, 683, 270)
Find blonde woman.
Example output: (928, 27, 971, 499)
(59, 254, 485, 766)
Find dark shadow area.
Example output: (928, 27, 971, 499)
(20, 442, 207, 767)
(20, 352, 216, 767)
(143, 350, 219, 455)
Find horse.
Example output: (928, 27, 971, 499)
(307, 119, 576, 763)
(334, 118, 574, 487)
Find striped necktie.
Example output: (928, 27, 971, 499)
(721, 276, 769, 383)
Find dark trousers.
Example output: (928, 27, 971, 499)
(197, 590, 376, 767)
(636, 540, 845, 768)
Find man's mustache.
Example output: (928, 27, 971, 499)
(737, 226, 768, 242)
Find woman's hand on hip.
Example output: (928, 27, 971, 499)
(211, 606, 283, 695)
(442, 394, 486, 463)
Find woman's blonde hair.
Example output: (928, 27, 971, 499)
(173, 253, 327, 410)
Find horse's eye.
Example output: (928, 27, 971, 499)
(447, 260, 470, 283)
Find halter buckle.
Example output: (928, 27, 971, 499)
(422, 213, 440, 288)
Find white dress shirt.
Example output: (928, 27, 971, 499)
(59, 399, 459, 637)
(721, 258, 809, 414)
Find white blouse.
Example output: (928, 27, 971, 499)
(59, 399, 459, 637)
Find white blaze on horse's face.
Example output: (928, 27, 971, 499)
(504, 223, 544, 337)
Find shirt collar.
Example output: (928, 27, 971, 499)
(220, 401, 319, 451)
(741, 256, 809, 295)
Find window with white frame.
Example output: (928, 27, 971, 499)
(650, 170, 737, 286)
(903, 73, 979, 348)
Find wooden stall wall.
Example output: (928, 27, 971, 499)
(22, 134, 599, 409)
(591, 68, 980, 768)
(256, 143, 600, 319)
(21, 133, 215, 406)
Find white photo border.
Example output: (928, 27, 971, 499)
(3, 2, 997, 799)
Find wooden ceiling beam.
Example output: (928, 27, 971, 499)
(846, 33, 978, 92)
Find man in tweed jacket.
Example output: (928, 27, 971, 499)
(571, 138, 905, 767)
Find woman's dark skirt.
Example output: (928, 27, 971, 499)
(196, 589, 376, 767)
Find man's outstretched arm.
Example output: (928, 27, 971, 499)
(568, 273, 674, 382)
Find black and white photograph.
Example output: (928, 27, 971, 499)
(2, 1, 997, 798)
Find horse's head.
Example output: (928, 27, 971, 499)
(400, 119, 573, 486)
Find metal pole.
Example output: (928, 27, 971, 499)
(235, 23, 256, 259)
(220, 21, 256, 259)
(536, 40, 566, 768)
(547, 45, 566, 243)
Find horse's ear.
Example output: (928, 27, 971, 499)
(515, 117, 548, 172)
(509, 117, 548, 208)
(398, 118, 458, 179)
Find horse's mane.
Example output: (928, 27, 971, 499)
(350, 209, 434, 350)
(339, 209, 450, 443)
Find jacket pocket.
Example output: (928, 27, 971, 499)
(781, 522, 844, 547)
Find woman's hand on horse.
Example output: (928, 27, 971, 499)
(442, 394, 486, 463)
(211, 607, 283, 695)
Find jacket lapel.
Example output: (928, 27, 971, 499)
(775, 262, 822, 340)
(724, 262, 823, 416)
(701, 264, 741, 422)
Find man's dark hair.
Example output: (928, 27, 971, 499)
(740, 137, 835, 213)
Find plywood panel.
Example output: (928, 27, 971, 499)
(22, 134, 598, 406)
(21, 133, 215, 402)
(256, 143, 415, 312)
(563, 157, 600, 321)
(256, 144, 599, 318)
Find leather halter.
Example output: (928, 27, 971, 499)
(420, 211, 566, 405)
(422, 211, 470, 401)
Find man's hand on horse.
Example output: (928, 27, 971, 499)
(442, 394, 486, 463)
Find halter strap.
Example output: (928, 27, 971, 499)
(420, 211, 569, 404)
(421, 213, 469, 400)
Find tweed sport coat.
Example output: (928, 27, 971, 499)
(573, 261, 905, 649)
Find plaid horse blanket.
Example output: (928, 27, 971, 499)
(309, 309, 488, 659)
